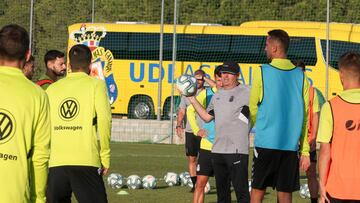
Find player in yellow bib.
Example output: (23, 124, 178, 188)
(46, 44, 112, 203)
(0, 24, 51, 203)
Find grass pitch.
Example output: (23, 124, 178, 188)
(102, 143, 307, 203)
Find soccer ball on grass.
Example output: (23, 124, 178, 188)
(164, 172, 180, 186)
(142, 175, 157, 189)
(127, 175, 142, 189)
(107, 173, 125, 189)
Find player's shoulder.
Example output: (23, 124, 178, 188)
(22, 77, 47, 97)
(196, 88, 207, 98)
(236, 84, 251, 93)
(91, 77, 108, 92)
(320, 101, 331, 115)
(15, 77, 49, 106)
(45, 77, 64, 93)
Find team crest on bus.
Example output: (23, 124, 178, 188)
(70, 24, 118, 104)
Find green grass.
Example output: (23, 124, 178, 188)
(100, 143, 308, 203)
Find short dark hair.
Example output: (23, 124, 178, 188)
(194, 69, 205, 76)
(292, 59, 306, 72)
(44, 50, 64, 68)
(268, 29, 290, 53)
(214, 65, 222, 77)
(338, 51, 360, 78)
(69, 44, 92, 71)
(0, 24, 29, 61)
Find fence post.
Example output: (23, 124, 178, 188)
(169, 0, 178, 144)
(157, 0, 165, 121)
(91, 0, 95, 23)
(325, 0, 330, 99)
(29, 0, 34, 51)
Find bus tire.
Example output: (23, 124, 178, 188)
(128, 96, 154, 119)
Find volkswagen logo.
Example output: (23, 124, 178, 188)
(0, 109, 16, 144)
(59, 98, 80, 121)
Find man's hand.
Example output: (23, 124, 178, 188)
(99, 167, 109, 176)
(299, 155, 310, 172)
(319, 183, 330, 203)
(197, 129, 208, 138)
(194, 74, 203, 80)
(310, 140, 317, 151)
(176, 126, 184, 138)
(187, 96, 196, 102)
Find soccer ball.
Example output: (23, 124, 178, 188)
(176, 75, 197, 96)
(107, 173, 124, 189)
(187, 180, 194, 189)
(204, 181, 211, 194)
(126, 175, 142, 189)
(179, 172, 190, 186)
(299, 183, 310, 199)
(142, 175, 157, 189)
(164, 172, 180, 186)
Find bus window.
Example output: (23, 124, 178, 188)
(177, 34, 231, 62)
(230, 35, 267, 64)
(288, 37, 317, 66)
(128, 33, 173, 60)
(99, 32, 128, 54)
(321, 40, 360, 70)
(99, 32, 173, 60)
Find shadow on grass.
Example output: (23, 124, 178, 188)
(154, 185, 169, 190)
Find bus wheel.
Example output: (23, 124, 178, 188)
(128, 96, 154, 119)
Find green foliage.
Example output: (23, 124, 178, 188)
(0, 0, 359, 79)
(0, 0, 30, 29)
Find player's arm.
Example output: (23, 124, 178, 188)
(187, 96, 213, 122)
(187, 90, 207, 137)
(95, 81, 112, 174)
(318, 143, 331, 203)
(176, 96, 186, 138)
(203, 76, 216, 88)
(30, 92, 51, 203)
(310, 93, 320, 150)
(299, 75, 310, 155)
(249, 67, 262, 127)
(299, 75, 311, 171)
(187, 105, 201, 136)
(311, 112, 319, 150)
(317, 102, 333, 203)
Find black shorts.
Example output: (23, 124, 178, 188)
(46, 166, 107, 203)
(327, 193, 360, 203)
(310, 150, 317, 163)
(197, 149, 214, 177)
(185, 132, 201, 156)
(252, 147, 299, 192)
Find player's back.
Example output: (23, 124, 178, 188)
(0, 66, 50, 202)
(255, 64, 304, 151)
(46, 72, 109, 168)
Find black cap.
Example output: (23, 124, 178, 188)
(219, 61, 240, 75)
(214, 65, 222, 76)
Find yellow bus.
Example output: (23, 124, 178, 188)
(67, 21, 360, 119)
